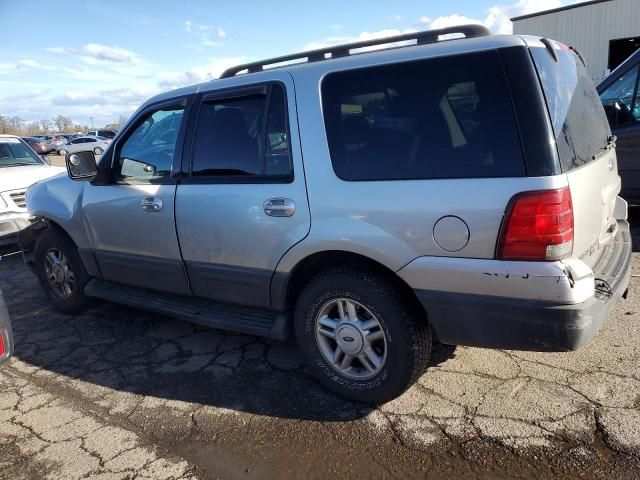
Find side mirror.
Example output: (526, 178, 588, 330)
(41, 155, 51, 165)
(66, 151, 97, 180)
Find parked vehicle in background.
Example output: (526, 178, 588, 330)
(57, 136, 111, 157)
(57, 134, 80, 142)
(0, 289, 12, 367)
(86, 129, 117, 139)
(20, 26, 631, 404)
(21, 136, 56, 154)
(598, 48, 640, 204)
(51, 135, 67, 146)
(0, 135, 65, 245)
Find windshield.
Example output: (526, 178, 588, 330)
(0, 138, 43, 167)
(530, 44, 611, 172)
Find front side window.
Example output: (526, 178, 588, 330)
(600, 65, 639, 127)
(191, 84, 291, 179)
(115, 106, 184, 181)
(321, 50, 525, 181)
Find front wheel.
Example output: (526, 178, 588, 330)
(294, 268, 432, 404)
(34, 229, 91, 314)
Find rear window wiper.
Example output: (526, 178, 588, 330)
(592, 135, 617, 160)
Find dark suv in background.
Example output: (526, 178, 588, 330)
(598, 48, 640, 204)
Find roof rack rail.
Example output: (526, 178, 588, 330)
(220, 24, 490, 78)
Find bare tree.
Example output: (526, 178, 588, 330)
(26, 122, 41, 136)
(53, 115, 73, 133)
(39, 119, 52, 134)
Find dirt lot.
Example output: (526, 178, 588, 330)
(0, 219, 639, 479)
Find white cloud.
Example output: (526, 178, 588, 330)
(0, 63, 17, 75)
(184, 20, 192, 33)
(415, 0, 566, 35)
(391, 15, 404, 22)
(157, 57, 246, 89)
(45, 43, 139, 64)
(17, 59, 55, 71)
(302, 28, 416, 52)
(45, 46, 78, 55)
(83, 43, 135, 63)
(216, 26, 227, 39)
(330, 24, 344, 31)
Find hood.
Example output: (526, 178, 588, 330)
(0, 164, 66, 193)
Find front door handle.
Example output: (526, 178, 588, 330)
(264, 198, 295, 217)
(141, 196, 162, 212)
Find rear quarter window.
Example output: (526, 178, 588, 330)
(321, 50, 525, 181)
(530, 45, 611, 172)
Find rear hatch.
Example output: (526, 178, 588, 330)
(529, 40, 621, 268)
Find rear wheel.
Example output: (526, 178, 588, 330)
(294, 267, 431, 404)
(34, 229, 91, 314)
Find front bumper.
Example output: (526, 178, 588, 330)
(0, 212, 31, 245)
(413, 220, 632, 352)
(0, 289, 13, 366)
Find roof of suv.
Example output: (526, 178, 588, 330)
(141, 26, 528, 109)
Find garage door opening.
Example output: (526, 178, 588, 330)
(609, 36, 640, 71)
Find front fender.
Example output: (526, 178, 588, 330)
(26, 174, 90, 249)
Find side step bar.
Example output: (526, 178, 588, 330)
(84, 279, 289, 340)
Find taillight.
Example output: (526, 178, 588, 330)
(0, 332, 5, 357)
(497, 187, 573, 261)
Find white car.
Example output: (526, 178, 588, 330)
(57, 136, 111, 157)
(0, 135, 65, 245)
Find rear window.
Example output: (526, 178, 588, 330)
(321, 50, 525, 181)
(530, 45, 611, 172)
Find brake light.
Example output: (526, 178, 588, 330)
(0, 332, 5, 357)
(497, 187, 573, 261)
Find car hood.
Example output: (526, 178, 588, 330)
(0, 164, 66, 192)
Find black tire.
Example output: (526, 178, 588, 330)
(294, 267, 432, 404)
(34, 229, 91, 314)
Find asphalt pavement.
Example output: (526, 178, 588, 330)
(0, 210, 639, 479)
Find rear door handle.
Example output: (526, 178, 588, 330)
(264, 198, 295, 217)
(141, 196, 162, 212)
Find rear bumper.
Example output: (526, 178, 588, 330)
(414, 220, 632, 352)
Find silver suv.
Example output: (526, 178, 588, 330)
(20, 26, 632, 404)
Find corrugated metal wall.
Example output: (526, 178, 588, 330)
(513, 0, 640, 81)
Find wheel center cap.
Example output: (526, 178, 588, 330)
(336, 324, 364, 355)
(52, 264, 66, 283)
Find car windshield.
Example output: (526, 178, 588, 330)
(0, 138, 44, 167)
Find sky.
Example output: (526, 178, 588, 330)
(0, 0, 579, 127)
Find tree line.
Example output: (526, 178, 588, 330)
(0, 114, 128, 136)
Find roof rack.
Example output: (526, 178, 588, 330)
(220, 24, 490, 78)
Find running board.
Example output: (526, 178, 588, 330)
(84, 279, 288, 340)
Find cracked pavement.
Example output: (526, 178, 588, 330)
(0, 223, 640, 478)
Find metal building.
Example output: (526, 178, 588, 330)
(512, 0, 640, 81)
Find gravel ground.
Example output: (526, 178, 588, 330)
(0, 210, 639, 479)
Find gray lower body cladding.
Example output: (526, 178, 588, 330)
(416, 221, 632, 352)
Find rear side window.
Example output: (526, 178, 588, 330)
(530, 45, 611, 172)
(321, 50, 525, 181)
